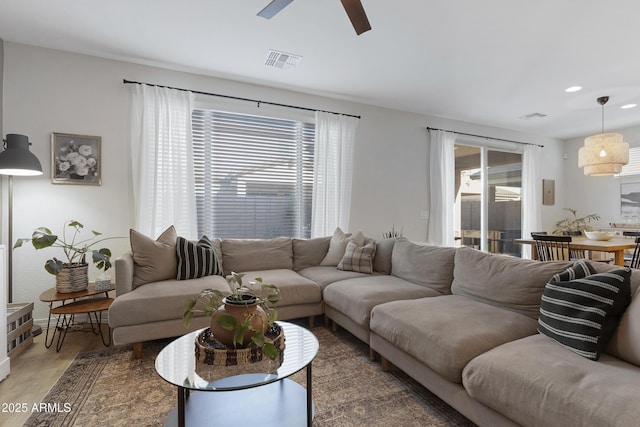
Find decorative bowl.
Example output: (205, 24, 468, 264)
(584, 231, 614, 241)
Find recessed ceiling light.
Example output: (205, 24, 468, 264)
(621, 103, 637, 109)
(565, 86, 582, 93)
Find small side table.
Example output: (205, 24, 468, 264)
(39, 283, 114, 352)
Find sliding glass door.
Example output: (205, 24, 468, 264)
(454, 144, 523, 256)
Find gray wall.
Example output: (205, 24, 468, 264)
(3, 42, 564, 324)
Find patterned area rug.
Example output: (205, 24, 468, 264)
(25, 325, 475, 427)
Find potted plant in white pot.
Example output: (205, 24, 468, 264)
(183, 272, 281, 361)
(14, 220, 118, 293)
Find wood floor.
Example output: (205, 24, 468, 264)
(0, 323, 112, 427)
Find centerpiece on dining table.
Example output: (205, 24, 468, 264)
(183, 272, 284, 366)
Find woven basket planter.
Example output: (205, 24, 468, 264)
(55, 263, 89, 293)
(195, 323, 285, 367)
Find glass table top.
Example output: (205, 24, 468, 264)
(155, 321, 319, 392)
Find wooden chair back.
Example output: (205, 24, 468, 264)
(628, 236, 640, 269)
(531, 233, 572, 261)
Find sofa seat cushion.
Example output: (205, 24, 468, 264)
(463, 334, 640, 427)
(324, 275, 440, 328)
(109, 275, 231, 328)
(370, 295, 538, 383)
(452, 247, 573, 319)
(297, 266, 370, 289)
(239, 269, 322, 307)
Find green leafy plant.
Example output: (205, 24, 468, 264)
(14, 220, 119, 275)
(553, 208, 601, 235)
(183, 272, 281, 359)
(382, 224, 403, 239)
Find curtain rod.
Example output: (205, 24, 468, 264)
(426, 126, 544, 148)
(123, 79, 361, 119)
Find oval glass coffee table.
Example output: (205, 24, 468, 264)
(155, 321, 319, 427)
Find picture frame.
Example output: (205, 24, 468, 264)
(51, 132, 102, 185)
(621, 182, 640, 218)
(542, 179, 555, 205)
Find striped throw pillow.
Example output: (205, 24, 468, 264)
(176, 236, 222, 280)
(550, 260, 595, 282)
(538, 266, 631, 360)
(337, 241, 377, 274)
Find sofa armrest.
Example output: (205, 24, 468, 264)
(115, 251, 135, 296)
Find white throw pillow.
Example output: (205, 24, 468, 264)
(320, 227, 365, 266)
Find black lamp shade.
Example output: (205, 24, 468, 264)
(0, 134, 43, 176)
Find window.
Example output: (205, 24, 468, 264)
(454, 144, 523, 256)
(617, 146, 640, 176)
(191, 109, 315, 239)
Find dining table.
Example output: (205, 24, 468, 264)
(514, 235, 637, 266)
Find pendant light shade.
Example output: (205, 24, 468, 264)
(0, 134, 43, 176)
(578, 132, 629, 176)
(578, 96, 629, 176)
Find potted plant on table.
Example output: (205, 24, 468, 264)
(14, 220, 118, 293)
(553, 208, 601, 236)
(183, 272, 281, 360)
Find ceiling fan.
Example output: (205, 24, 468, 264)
(257, 0, 372, 35)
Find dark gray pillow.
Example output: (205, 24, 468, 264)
(538, 267, 632, 360)
(176, 236, 222, 280)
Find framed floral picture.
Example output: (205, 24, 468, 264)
(51, 133, 102, 185)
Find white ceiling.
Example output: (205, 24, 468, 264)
(1, 0, 640, 139)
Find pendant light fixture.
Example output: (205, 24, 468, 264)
(578, 96, 629, 176)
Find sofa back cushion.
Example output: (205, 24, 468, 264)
(373, 238, 395, 275)
(390, 238, 455, 294)
(451, 247, 573, 319)
(292, 236, 331, 271)
(593, 262, 640, 367)
(221, 237, 292, 275)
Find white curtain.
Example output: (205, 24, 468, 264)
(427, 129, 456, 246)
(129, 84, 197, 239)
(521, 144, 542, 258)
(311, 111, 358, 237)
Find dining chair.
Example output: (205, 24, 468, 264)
(622, 233, 640, 269)
(531, 233, 573, 261)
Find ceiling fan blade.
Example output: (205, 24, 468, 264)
(340, 0, 371, 35)
(257, 0, 294, 19)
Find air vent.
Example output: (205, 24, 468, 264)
(265, 49, 302, 70)
(520, 112, 548, 120)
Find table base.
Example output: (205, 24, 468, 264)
(163, 379, 314, 427)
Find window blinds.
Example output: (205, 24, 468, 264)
(617, 146, 640, 177)
(191, 109, 315, 239)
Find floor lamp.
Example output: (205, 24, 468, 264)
(0, 134, 43, 335)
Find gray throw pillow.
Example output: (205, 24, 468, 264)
(130, 225, 178, 288)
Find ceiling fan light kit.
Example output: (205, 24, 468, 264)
(578, 96, 629, 176)
(258, 0, 371, 35)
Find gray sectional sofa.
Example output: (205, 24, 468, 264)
(108, 234, 640, 427)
